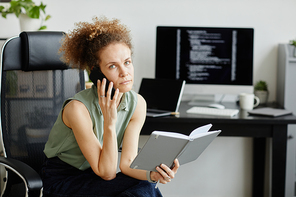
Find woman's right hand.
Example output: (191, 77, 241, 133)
(96, 78, 121, 126)
(63, 78, 122, 180)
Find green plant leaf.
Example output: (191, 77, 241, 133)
(1, 12, 7, 18)
(0, 5, 4, 12)
(290, 40, 296, 47)
(9, 1, 19, 8)
(45, 14, 51, 21)
(20, 0, 33, 10)
(40, 2, 46, 14)
(9, 1, 22, 17)
(14, 8, 22, 17)
(254, 80, 268, 91)
(27, 6, 40, 18)
(39, 25, 47, 30)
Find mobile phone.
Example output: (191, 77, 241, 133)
(89, 67, 115, 99)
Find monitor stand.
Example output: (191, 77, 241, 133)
(187, 94, 226, 109)
(188, 94, 216, 106)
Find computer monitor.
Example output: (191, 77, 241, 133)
(155, 26, 254, 104)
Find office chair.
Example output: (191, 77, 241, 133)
(0, 31, 85, 197)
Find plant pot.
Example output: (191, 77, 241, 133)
(25, 127, 50, 143)
(254, 90, 269, 105)
(19, 13, 41, 31)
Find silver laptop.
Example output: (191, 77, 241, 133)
(138, 78, 185, 117)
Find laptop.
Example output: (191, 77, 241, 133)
(138, 78, 186, 117)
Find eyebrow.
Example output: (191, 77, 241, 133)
(105, 57, 131, 66)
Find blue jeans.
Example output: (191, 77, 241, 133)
(41, 157, 162, 197)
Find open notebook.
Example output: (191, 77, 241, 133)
(138, 78, 185, 117)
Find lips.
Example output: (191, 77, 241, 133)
(120, 80, 132, 85)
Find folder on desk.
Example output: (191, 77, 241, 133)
(248, 107, 292, 117)
(138, 78, 185, 117)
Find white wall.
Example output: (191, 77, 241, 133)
(2, 0, 296, 101)
(1, 0, 296, 196)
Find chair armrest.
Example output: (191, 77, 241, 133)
(0, 157, 42, 191)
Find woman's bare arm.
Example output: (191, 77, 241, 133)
(63, 79, 121, 180)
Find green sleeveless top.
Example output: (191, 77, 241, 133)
(44, 85, 138, 170)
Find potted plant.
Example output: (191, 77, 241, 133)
(254, 80, 269, 105)
(25, 107, 53, 143)
(0, 0, 51, 31)
(290, 39, 296, 57)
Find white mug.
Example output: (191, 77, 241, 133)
(239, 93, 260, 110)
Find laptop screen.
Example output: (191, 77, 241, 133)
(138, 78, 185, 112)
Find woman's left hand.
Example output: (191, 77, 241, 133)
(151, 159, 180, 184)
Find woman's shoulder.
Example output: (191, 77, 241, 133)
(63, 86, 98, 111)
(75, 85, 97, 99)
(124, 90, 137, 102)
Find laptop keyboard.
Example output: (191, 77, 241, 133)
(186, 107, 239, 117)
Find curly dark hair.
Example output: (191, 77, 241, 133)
(59, 16, 133, 72)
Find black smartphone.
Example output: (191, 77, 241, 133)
(89, 67, 115, 99)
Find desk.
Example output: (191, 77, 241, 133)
(141, 102, 296, 197)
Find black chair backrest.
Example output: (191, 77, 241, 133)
(0, 31, 85, 174)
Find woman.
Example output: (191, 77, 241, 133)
(41, 16, 179, 197)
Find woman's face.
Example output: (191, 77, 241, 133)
(98, 43, 134, 93)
